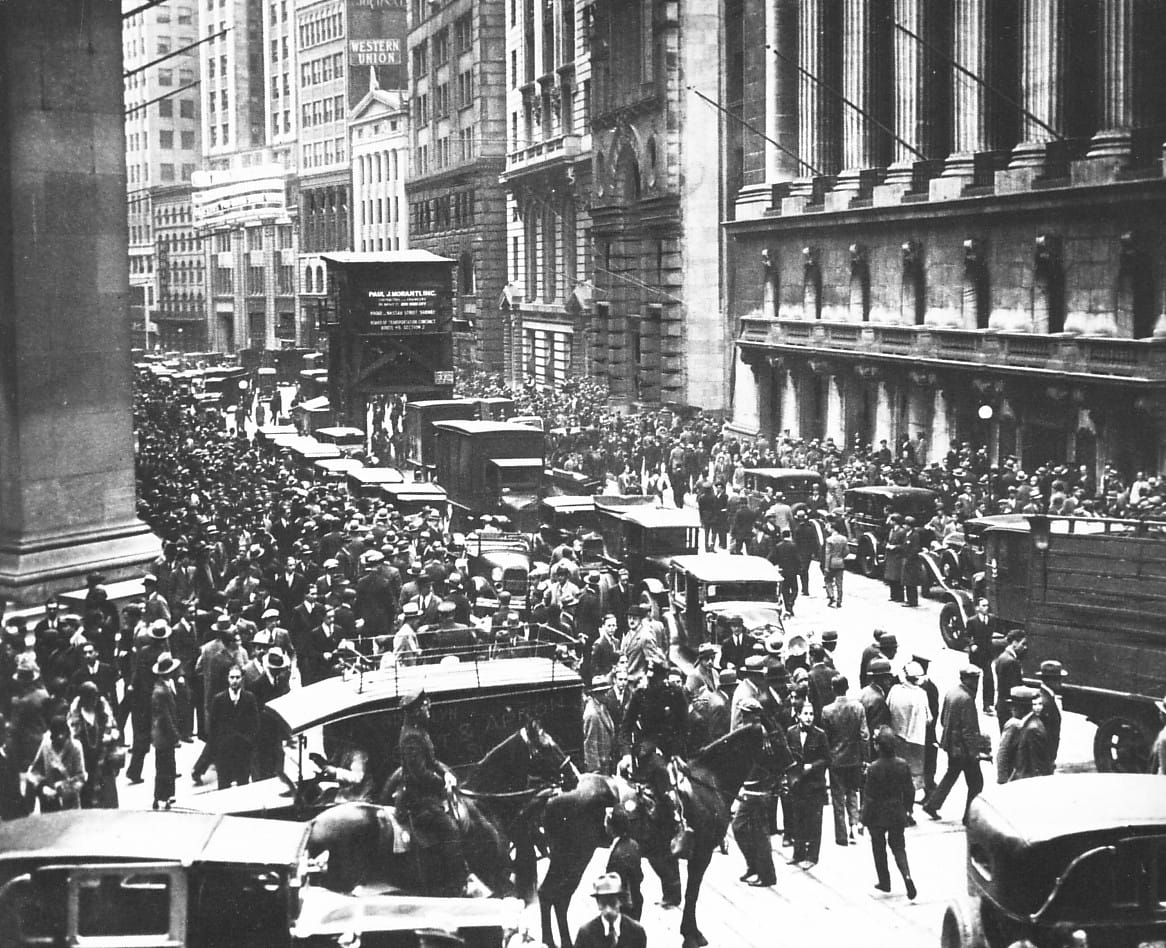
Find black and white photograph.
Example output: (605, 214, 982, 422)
(0, 0, 1164, 946)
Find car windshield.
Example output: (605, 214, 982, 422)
(643, 528, 693, 555)
(703, 582, 777, 603)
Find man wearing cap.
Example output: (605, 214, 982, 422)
(1007, 686, 1053, 781)
(859, 630, 897, 689)
(356, 550, 397, 649)
(259, 609, 295, 668)
(1036, 659, 1067, 766)
(142, 574, 171, 625)
(923, 667, 985, 823)
(821, 672, 868, 845)
(860, 658, 896, 749)
(730, 656, 768, 731)
(584, 675, 616, 775)
(731, 695, 777, 887)
(574, 873, 646, 948)
(620, 606, 664, 682)
(685, 643, 718, 698)
(382, 691, 471, 896)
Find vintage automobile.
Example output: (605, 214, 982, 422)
(593, 504, 701, 586)
(939, 514, 1166, 773)
(312, 457, 365, 485)
(740, 467, 828, 513)
(179, 654, 583, 820)
(0, 810, 523, 948)
(346, 466, 406, 501)
(464, 531, 537, 613)
(403, 398, 481, 478)
(533, 495, 656, 563)
(382, 480, 450, 519)
(667, 554, 781, 647)
(544, 467, 603, 497)
(841, 485, 940, 577)
(700, 600, 804, 665)
(313, 425, 367, 454)
(942, 774, 1166, 948)
(286, 437, 343, 475)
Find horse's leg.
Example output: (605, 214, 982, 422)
(680, 845, 713, 948)
(645, 848, 682, 908)
(538, 843, 593, 948)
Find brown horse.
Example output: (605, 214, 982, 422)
(538, 724, 784, 948)
(307, 722, 571, 898)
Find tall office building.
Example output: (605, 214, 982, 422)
(153, 183, 208, 351)
(406, 0, 508, 371)
(123, 0, 204, 348)
(200, 0, 268, 166)
(500, 0, 593, 387)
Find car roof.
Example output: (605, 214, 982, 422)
(743, 468, 824, 480)
(618, 507, 700, 528)
(541, 495, 595, 511)
(348, 467, 405, 484)
(409, 399, 477, 410)
(488, 457, 544, 468)
(383, 482, 447, 497)
(844, 486, 937, 498)
(670, 554, 780, 582)
(434, 420, 543, 436)
(970, 774, 1166, 846)
(269, 656, 582, 734)
(0, 811, 308, 866)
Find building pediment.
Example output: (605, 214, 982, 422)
(350, 88, 406, 125)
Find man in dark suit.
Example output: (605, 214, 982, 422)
(785, 700, 829, 868)
(208, 666, 259, 789)
(1035, 659, 1067, 766)
(718, 615, 752, 671)
(862, 726, 917, 899)
(573, 873, 647, 948)
(992, 630, 1028, 729)
(600, 568, 632, 637)
(923, 667, 985, 823)
(964, 597, 999, 712)
(67, 641, 118, 709)
(150, 654, 183, 809)
(1008, 686, 1054, 780)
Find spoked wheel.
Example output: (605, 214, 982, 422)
(939, 602, 967, 651)
(858, 544, 879, 577)
(1093, 716, 1153, 773)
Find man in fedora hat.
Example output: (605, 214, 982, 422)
(150, 652, 183, 809)
(124, 619, 172, 785)
(574, 873, 646, 948)
(685, 643, 718, 698)
(1035, 659, 1068, 766)
(246, 647, 290, 780)
(583, 674, 616, 775)
(923, 666, 985, 823)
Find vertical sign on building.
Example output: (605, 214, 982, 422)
(347, 0, 408, 105)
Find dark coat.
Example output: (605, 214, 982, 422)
(965, 614, 999, 667)
(938, 682, 982, 761)
(719, 632, 752, 671)
(574, 915, 647, 948)
(208, 688, 259, 775)
(821, 696, 869, 769)
(1038, 683, 1062, 763)
(993, 648, 1024, 716)
(1011, 715, 1054, 780)
(150, 681, 181, 751)
(574, 587, 603, 644)
(785, 723, 829, 801)
(861, 755, 914, 829)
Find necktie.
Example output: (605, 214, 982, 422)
(607, 924, 617, 948)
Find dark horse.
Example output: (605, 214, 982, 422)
(307, 722, 572, 898)
(538, 724, 789, 948)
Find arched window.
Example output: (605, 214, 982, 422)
(615, 147, 640, 203)
(316, 265, 325, 291)
(594, 153, 606, 198)
(304, 267, 314, 293)
(390, 149, 398, 179)
(375, 153, 383, 181)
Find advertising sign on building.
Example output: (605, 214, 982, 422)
(364, 287, 441, 334)
(347, 0, 407, 97)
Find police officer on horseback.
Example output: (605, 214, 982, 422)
(382, 689, 473, 896)
(619, 658, 690, 848)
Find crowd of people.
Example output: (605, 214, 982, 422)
(0, 364, 1162, 948)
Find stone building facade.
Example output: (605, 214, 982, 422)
(499, 0, 593, 387)
(727, 0, 1166, 476)
(152, 184, 208, 352)
(406, 0, 508, 371)
(586, 0, 726, 409)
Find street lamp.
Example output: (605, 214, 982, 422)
(977, 404, 994, 421)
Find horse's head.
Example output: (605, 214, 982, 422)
(523, 719, 578, 789)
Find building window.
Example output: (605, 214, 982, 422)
(181, 130, 195, 149)
(160, 163, 176, 181)
(456, 14, 471, 51)
(459, 70, 473, 108)
(180, 98, 194, 118)
(247, 265, 265, 295)
(159, 130, 174, 149)
(158, 68, 173, 86)
(247, 227, 263, 251)
(412, 40, 428, 76)
(159, 98, 173, 117)
(179, 67, 195, 84)
(178, 6, 193, 24)
(157, 37, 172, 55)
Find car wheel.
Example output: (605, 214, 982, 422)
(941, 554, 961, 586)
(858, 543, 878, 578)
(1093, 715, 1154, 773)
(939, 602, 967, 651)
(940, 899, 984, 948)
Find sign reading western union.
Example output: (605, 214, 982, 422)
(349, 38, 401, 66)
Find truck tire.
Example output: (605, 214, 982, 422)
(940, 601, 968, 651)
(940, 899, 984, 948)
(1093, 715, 1154, 774)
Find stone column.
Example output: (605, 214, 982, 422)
(877, 0, 942, 202)
(780, 370, 800, 438)
(829, 0, 887, 207)
(997, 0, 1065, 191)
(824, 374, 846, 446)
(0, 0, 160, 604)
(1074, 0, 1147, 183)
(773, 0, 801, 182)
(928, 389, 954, 463)
(932, 0, 1005, 199)
(874, 381, 895, 445)
(789, 0, 840, 206)
(729, 349, 762, 437)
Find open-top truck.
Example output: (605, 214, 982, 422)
(937, 514, 1166, 773)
